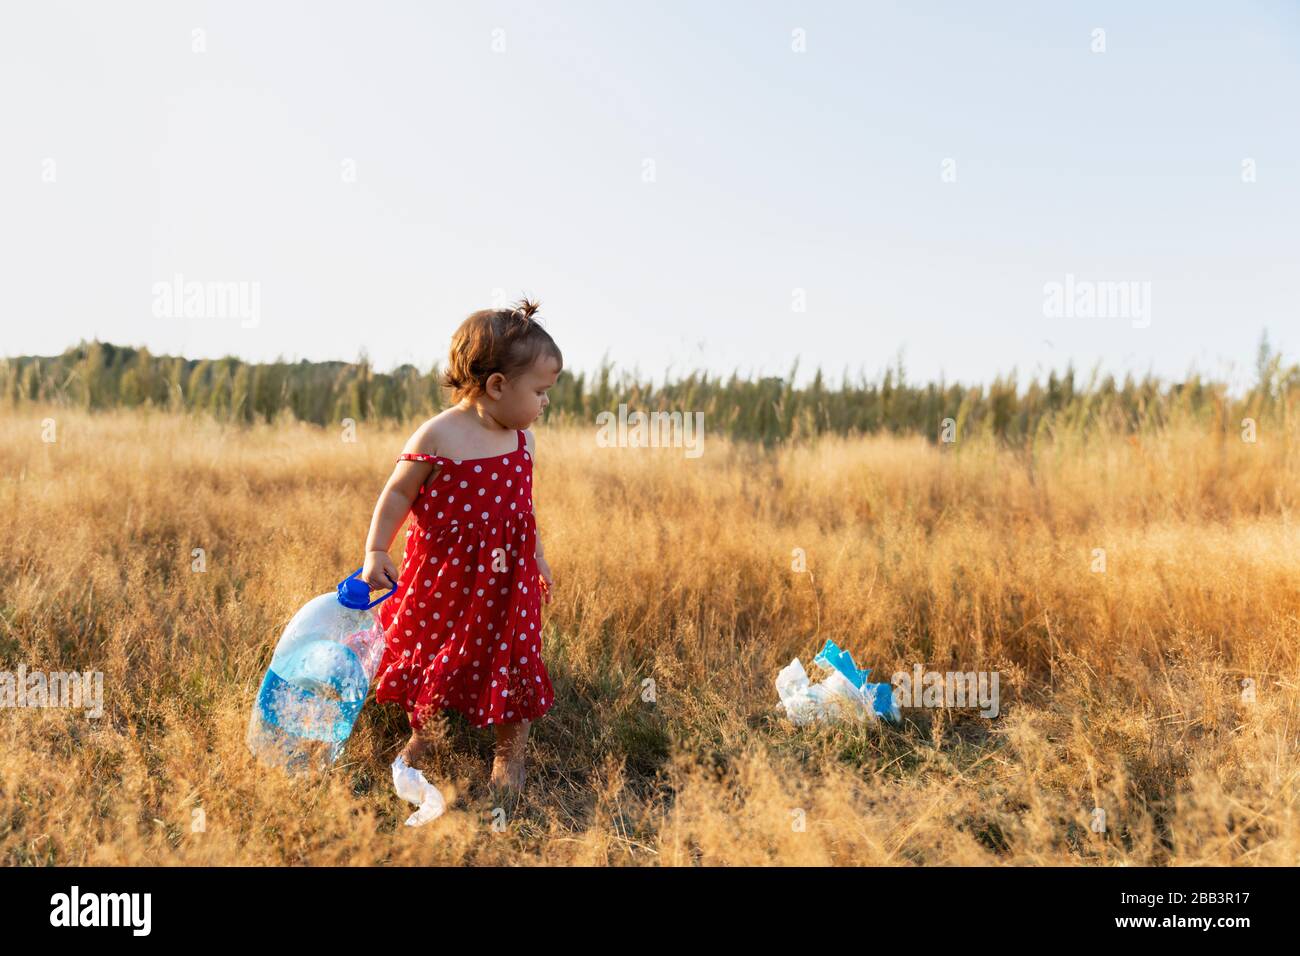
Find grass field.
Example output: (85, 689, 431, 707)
(1, 405, 1297, 864)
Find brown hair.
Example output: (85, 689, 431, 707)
(441, 297, 563, 404)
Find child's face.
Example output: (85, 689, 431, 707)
(487, 354, 560, 429)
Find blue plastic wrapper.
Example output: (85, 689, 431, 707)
(775, 639, 901, 725)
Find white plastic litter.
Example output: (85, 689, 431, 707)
(776, 657, 895, 725)
(391, 754, 447, 826)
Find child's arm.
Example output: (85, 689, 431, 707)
(361, 424, 441, 591)
(524, 428, 553, 604)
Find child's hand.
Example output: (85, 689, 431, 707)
(362, 550, 399, 591)
(536, 554, 554, 605)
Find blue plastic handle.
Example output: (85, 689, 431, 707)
(337, 567, 398, 610)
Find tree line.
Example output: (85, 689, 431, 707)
(2, 336, 1296, 446)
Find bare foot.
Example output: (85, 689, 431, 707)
(489, 752, 526, 792)
(399, 712, 445, 769)
(399, 733, 435, 769)
(489, 719, 530, 793)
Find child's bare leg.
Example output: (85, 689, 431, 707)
(489, 719, 530, 790)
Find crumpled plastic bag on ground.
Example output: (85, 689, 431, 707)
(775, 639, 901, 725)
(391, 754, 447, 826)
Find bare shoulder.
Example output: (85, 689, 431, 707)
(523, 428, 536, 456)
(402, 412, 453, 456)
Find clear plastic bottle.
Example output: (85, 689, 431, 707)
(246, 569, 395, 773)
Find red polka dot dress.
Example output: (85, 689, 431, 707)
(374, 428, 554, 731)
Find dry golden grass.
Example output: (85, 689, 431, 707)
(0, 405, 1297, 865)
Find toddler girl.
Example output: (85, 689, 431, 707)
(361, 298, 560, 795)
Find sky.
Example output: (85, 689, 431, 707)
(1, 0, 1296, 392)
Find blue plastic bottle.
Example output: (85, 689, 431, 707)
(246, 569, 397, 773)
